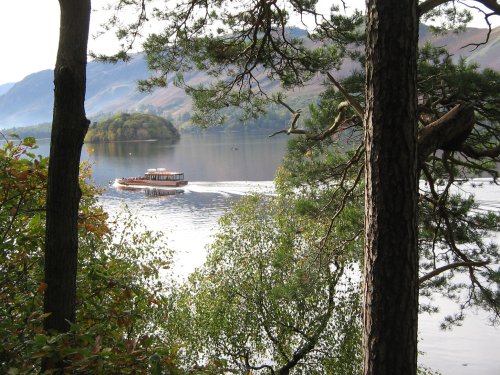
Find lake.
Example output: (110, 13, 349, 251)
(35, 132, 500, 374)
(83, 131, 284, 276)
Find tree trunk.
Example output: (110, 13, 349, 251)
(43, 0, 90, 335)
(363, 1, 419, 374)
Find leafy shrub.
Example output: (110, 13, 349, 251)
(0, 135, 184, 374)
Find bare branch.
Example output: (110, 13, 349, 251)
(319, 162, 363, 250)
(419, 261, 489, 284)
(269, 129, 290, 137)
(276, 96, 298, 115)
(471, 0, 500, 14)
(326, 72, 364, 119)
(270, 100, 359, 140)
(458, 2, 495, 51)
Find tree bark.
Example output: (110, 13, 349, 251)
(363, 1, 419, 374)
(43, 0, 90, 335)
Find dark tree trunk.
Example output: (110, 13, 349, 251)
(363, 1, 419, 374)
(43, 0, 90, 335)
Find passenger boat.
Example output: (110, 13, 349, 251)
(116, 168, 188, 187)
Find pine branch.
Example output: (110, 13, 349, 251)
(417, 103, 475, 170)
(419, 0, 500, 16)
(460, 143, 500, 159)
(419, 261, 489, 284)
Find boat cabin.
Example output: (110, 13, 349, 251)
(144, 168, 185, 182)
(116, 167, 188, 187)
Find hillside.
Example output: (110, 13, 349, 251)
(85, 113, 180, 143)
(0, 82, 15, 96)
(1, 122, 52, 139)
(0, 25, 498, 128)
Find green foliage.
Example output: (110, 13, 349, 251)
(132, 0, 364, 127)
(278, 50, 500, 325)
(5, 1, 499, 372)
(0, 133, 364, 374)
(413, 45, 500, 324)
(420, 2, 473, 34)
(93, 1, 499, 372)
(85, 112, 180, 143)
(0, 134, 48, 373)
(418, 43, 500, 125)
(172, 194, 362, 374)
(0, 135, 185, 374)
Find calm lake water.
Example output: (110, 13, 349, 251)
(35, 132, 500, 374)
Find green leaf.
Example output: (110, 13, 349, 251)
(34, 334, 48, 347)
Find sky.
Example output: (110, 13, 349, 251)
(0, 1, 60, 85)
(0, 0, 111, 85)
(0, 0, 497, 86)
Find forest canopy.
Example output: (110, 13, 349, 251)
(85, 112, 180, 143)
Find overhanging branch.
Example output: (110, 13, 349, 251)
(269, 102, 358, 140)
(419, 0, 450, 15)
(417, 103, 475, 170)
(419, 0, 500, 16)
(419, 260, 489, 284)
(460, 143, 500, 159)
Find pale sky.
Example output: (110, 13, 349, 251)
(0, 0, 112, 85)
(0, 0, 497, 86)
(0, 1, 60, 85)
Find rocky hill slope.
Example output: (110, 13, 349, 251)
(0, 25, 498, 128)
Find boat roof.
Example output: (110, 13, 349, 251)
(145, 169, 183, 176)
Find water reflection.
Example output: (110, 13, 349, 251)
(85, 139, 177, 160)
(83, 131, 287, 186)
(114, 185, 185, 199)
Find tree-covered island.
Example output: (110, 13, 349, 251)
(85, 112, 180, 143)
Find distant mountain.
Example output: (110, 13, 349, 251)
(0, 25, 498, 128)
(0, 70, 54, 127)
(419, 24, 500, 70)
(0, 82, 15, 96)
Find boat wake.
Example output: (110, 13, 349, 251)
(183, 181, 275, 196)
(112, 180, 275, 196)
